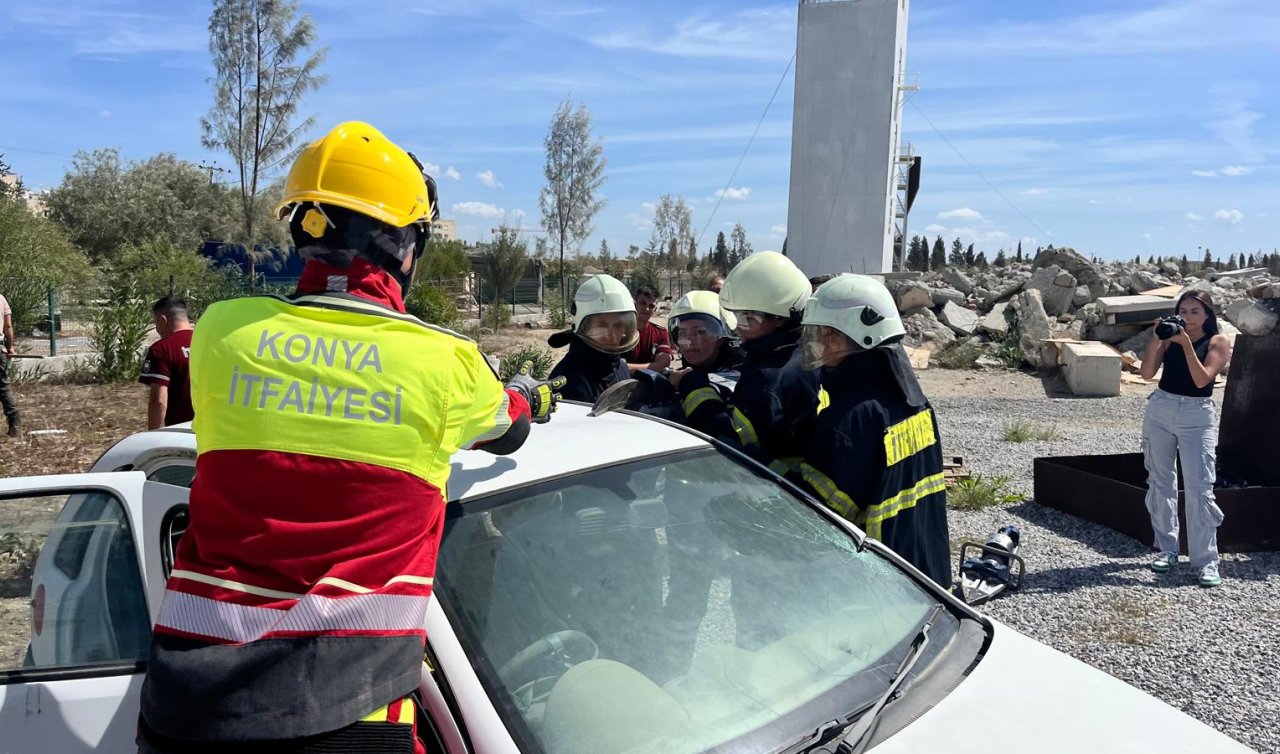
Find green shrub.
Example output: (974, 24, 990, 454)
(8, 359, 51, 387)
(990, 313, 1024, 368)
(948, 475, 1025, 510)
(481, 302, 512, 330)
(545, 289, 570, 329)
(91, 284, 152, 383)
(110, 237, 240, 317)
(497, 344, 556, 381)
(1001, 419, 1062, 442)
(935, 340, 982, 369)
(405, 283, 460, 327)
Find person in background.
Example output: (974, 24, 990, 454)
(799, 274, 952, 587)
(140, 295, 195, 429)
(704, 273, 725, 294)
(548, 274, 637, 402)
(1138, 289, 1232, 587)
(808, 273, 836, 293)
(0, 288, 19, 436)
(625, 283, 674, 374)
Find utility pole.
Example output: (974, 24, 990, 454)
(197, 161, 228, 185)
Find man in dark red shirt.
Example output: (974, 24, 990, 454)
(626, 283, 674, 374)
(139, 296, 194, 429)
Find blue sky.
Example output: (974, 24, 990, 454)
(1, 0, 1277, 261)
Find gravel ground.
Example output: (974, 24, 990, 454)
(922, 368, 1279, 754)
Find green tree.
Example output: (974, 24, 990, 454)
(964, 243, 976, 267)
(0, 193, 94, 335)
(975, 251, 989, 268)
(930, 236, 946, 270)
(948, 237, 965, 267)
(1015, 240, 1023, 263)
(1147, 255, 1155, 265)
(203, 0, 327, 287)
(481, 224, 529, 329)
(0, 154, 22, 201)
(729, 222, 751, 268)
(417, 238, 470, 283)
(648, 194, 693, 269)
(44, 150, 240, 262)
(540, 98, 607, 306)
(108, 238, 238, 317)
(1179, 254, 1190, 274)
(994, 249, 1008, 267)
(712, 231, 730, 272)
(1202, 249, 1214, 269)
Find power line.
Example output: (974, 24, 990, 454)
(0, 144, 76, 159)
(695, 52, 796, 248)
(908, 100, 1051, 240)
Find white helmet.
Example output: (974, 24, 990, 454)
(802, 274, 905, 352)
(571, 274, 639, 354)
(669, 290, 736, 339)
(719, 251, 811, 320)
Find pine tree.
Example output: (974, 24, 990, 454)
(1147, 255, 1155, 265)
(712, 231, 729, 272)
(964, 243, 976, 267)
(1016, 240, 1023, 263)
(948, 237, 965, 266)
(1247, 253, 1256, 268)
(994, 249, 1007, 267)
(1179, 254, 1189, 275)
(930, 236, 946, 270)
(975, 251, 989, 268)
(1202, 249, 1214, 269)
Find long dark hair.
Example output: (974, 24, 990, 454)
(1174, 290, 1219, 336)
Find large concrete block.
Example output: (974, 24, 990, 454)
(939, 301, 980, 336)
(1061, 342, 1122, 397)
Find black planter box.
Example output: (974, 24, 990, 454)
(1034, 453, 1280, 554)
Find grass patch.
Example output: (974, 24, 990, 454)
(989, 313, 1025, 368)
(1002, 419, 1062, 442)
(934, 340, 982, 369)
(948, 475, 1025, 510)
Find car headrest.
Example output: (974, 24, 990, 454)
(541, 659, 689, 754)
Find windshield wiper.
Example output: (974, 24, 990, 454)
(833, 603, 945, 754)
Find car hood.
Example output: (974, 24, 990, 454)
(875, 618, 1255, 753)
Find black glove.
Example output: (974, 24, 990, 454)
(505, 361, 567, 423)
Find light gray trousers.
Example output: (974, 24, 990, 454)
(1142, 389, 1223, 568)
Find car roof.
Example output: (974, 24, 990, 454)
(448, 402, 708, 502)
(91, 406, 709, 502)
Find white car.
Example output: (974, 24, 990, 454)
(0, 405, 1256, 753)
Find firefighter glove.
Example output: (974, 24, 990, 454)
(506, 361, 566, 423)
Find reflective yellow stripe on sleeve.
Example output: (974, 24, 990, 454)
(883, 408, 938, 467)
(728, 406, 760, 448)
(816, 387, 831, 415)
(864, 472, 946, 540)
(797, 463, 861, 521)
(682, 386, 723, 416)
(360, 698, 415, 725)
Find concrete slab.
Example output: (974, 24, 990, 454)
(1098, 294, 1175, 324)
(1061, 341, 1122, 397)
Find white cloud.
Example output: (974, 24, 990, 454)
(452, 201, 505, 218)
(1191, 170, 1218, 177)
(1023, 188, 1048, 195)
(923, 223, 946, 233)
(769, 223, 787, 236)
(1220, 165, 1253, 176)
(476, 169, 502, 189)
(444, 166, 461, 181)
(1143, 232, 1152, 239)
(589, 7, 794, 61)
(99, 109, 111, 118)
(714, 186, 750, 200)
(1184, 212, 1203, 221)
(1214, 209, 1244, 225)
(938, 208, 983, 220)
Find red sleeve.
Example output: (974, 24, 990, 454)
(139, 343, 171, 385)
(655, 326, 675, 356)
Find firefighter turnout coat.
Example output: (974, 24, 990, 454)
(802, 351, 952, 586)
(140, 286, 533, 741)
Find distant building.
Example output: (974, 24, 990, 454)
(1, 174, 46, 215)
(431, 218, 457, 242)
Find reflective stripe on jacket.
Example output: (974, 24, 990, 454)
(141, 291, 530, 741)
(802, 353, 952, 586)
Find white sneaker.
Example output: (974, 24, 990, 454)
(1198, 563, 1222, 588)
(1150, 551, 1177, 573)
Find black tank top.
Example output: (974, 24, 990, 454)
(1158, 333, 1214, 397)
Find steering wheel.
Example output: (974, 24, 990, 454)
(498, 630, 599, 710)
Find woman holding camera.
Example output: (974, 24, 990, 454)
(1138, 290, 1232, 587)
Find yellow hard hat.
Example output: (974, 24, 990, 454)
(275, 121, 433, 228)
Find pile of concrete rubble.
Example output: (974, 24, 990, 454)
(885, 246, 1280, 372)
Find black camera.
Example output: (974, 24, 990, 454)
(1155, 315, 1186, 340)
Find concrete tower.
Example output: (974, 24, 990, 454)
(786, 0, 910, 276)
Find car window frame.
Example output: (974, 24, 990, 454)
(0, 482, 151, 686)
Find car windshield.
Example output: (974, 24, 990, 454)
(435, 448, 939, 754)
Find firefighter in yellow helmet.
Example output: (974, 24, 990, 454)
(673, 251, 821, 474)
(138, 122, 563, 753)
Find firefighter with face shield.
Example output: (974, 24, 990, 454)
(548, 274, 637, 402)
(799, 274, 952, 586)
(137, 122, 563, 754)
(672, 251, 821, 474)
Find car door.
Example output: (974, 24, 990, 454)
(0, 472, 188, 754)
